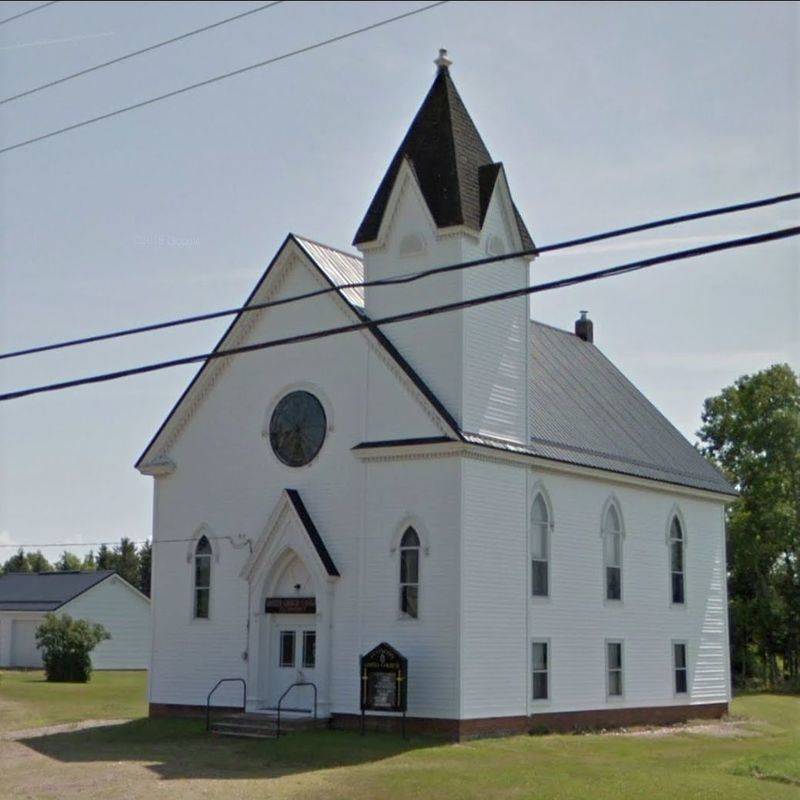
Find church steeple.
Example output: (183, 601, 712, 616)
(353, 51, 534, 250)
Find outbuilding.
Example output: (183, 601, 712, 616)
(0, 570, 151, 669)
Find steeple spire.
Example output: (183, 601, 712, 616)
(353, 56, 533, 250)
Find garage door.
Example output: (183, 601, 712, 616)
(11, 620, 44, 668)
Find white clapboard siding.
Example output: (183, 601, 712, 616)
(61, 576, 151, 669)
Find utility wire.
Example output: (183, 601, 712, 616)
(1, 225, 797, 403)
(0, 0, 57, 27)
(0, 1, 449, 154)
(0, 2, 285, 106)
(0, 535, 233, 549)
(2, 191, 797, 362)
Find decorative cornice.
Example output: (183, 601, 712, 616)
(137, 455, 176, 476)
(353, 439, 735, 503)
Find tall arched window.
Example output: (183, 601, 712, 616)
(602, 503, 623, 601)
(194, 535, 212, 619)
(399, 527, 420, 618)
(531, 494, 550, 597)
(669, 516, 685, 604)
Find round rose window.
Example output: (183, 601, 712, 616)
(269, 391, 327, 467)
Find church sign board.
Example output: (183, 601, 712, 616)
(264, 597, 316, 614)
(360, 642, 407, 719)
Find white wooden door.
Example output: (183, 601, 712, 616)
(267, 619, 317, 710)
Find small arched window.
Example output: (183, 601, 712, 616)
(194, 535, 212, 619)
(531, 494, 550, 597)
(602, 504, 623, 601)
(399, 528, 420, 618)
(669, 516, 685, 604)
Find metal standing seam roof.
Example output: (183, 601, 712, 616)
(293, 236, 365, 308)
(301, 241, 732, 496)
(524, 321, 734, 495)
(0, 570, 116, 611)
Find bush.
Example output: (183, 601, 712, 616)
(35, 613, 110, 682)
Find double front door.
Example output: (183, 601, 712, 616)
(267, 621, 317, 710)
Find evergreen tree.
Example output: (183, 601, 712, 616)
(26, 551, 52, 573)
(96, 543, 113, 570)
(55, 551, 82, 571)
(138, 540, 152, 597)
(113, 537, 140, 588)
(3, 548, 29, 573)
(82, 550, 96, 570)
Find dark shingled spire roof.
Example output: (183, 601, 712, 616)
(353, 64, 535, 250)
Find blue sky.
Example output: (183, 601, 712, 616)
(0, 1, 797, 558)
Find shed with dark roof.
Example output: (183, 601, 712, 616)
(0, 570, 151, 669)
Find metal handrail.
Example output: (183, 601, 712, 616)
(205, 677, 246, 732)
(276, 681, 317, 738)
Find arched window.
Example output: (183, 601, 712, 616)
(669, 516, 685, 604)
(194, 535, 212, 619)
(531, 494, 550, 597)
(602, 503, 623, 601)
(399, 527, 420, 618)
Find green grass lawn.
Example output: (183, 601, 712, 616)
(0, 669, 798, 799)
(0, 669, 147, 730)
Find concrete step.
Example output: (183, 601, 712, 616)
(215, 716, 278, 728)
(209, 713, 328, 738)
(211, 727, 278, 739)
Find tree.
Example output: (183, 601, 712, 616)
(96, 543, 113, 570)
(3, 548, 30, 573)
(138, 540, 152, 597)
(113, 537, 140, 588)
(82, 550, 96, 570)
(55, 551, 82, 571)
(699, 363, 800, 687)
(26, 551, 52, 573)
(35, 613, 110, 682)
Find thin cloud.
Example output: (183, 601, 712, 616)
(0, 31, 115, 52)
(546, 233, 744, 258)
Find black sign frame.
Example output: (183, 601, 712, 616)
(359, 642, 408, 738)
(264, 596, 316, 614)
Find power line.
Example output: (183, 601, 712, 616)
(0, 2, 285, 106)
(0, 535, 233, 549)
(0, 0, 57, 27)
(0, 1, 449, 155)
(2, 190, 797, 362)
(1, 225, 797, 403)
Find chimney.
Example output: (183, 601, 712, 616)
(575, 310, 593, 343)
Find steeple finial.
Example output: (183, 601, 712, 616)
(434, 48, 452, 71)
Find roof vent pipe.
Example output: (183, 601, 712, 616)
(575, 310, 593, 343)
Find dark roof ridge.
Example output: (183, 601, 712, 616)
(285, 489, 340, 577)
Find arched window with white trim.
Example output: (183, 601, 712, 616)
(602, 503, 623, 601)
(531, 494, 550, 597)
(399, 527, 420, 618)
(669, 515, 685, 604)
(194, 535, 212, 619)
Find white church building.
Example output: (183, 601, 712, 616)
(137, 53, 735, 738)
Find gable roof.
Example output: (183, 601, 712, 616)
(352, 65, 534, 250)
(136, 234, 732, 497)
(0, 570, 115, 611)
(136, 234, 459, 470)
(522, 321, 733, 495)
